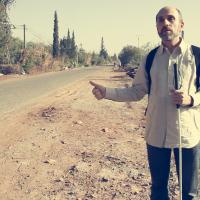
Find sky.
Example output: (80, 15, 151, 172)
(8, 0, 200, 55)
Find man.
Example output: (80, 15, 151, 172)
(90, 6, 200, 200)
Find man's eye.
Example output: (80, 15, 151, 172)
(168, 16, 175, 22)
(158, 18, 164, 23)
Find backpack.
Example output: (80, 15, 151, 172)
(145, 45, 200, 95)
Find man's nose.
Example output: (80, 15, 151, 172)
(163, 19, 170, 26)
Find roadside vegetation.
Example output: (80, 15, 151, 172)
(0, 1, 156, 76)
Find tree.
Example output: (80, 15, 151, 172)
(99, 37, 108, 60)
(0, 1, 14, 64)
(60, 37, 67, 56)
(8, 37, 23, 64)
(60, 30, 71, 58)
(70, 31, 77, 60)
(118, 45, 141, 67)
(91, 52, 99, 65)
(0, 0, 15, 7)
(109, 53, 119, 66)
(60, 29, 77, 65)
(65, 29, 71, 57)
(78, 47, 86, 65)
(60, 29, 72, 57)
(52, 11, 59, 58)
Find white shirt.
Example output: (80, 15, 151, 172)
(106, 40, 200, 148)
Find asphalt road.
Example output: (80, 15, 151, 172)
(0, 66, 105, 116)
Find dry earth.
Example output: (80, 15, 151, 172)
(0, 68, 180, 200)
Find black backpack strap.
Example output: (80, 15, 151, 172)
(191, 45, 200, 91)
(144, 46, 159, 115)
(145, 46, 159, 94)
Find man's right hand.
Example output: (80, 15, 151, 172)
(89, 81, 106, 100)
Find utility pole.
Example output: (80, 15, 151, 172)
(12, 24, 26, 49)
(136, 34, 142, 64)
(136, 34, 142, 49)
(23, 24, 26, 49)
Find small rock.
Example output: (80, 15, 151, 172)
(68, 192, 75, 195)
(54, 177, 64, 182)
(68, 165, 78, 175)
(42, 112, 50, 117)
(101, 128, 109, 133)
(60, 140, 65, 144)
(138, 172, 146, 177)
(73, 120, 83, 125)
(141, 183, 149, 187)
(43, 159, 56, 165)
(100, 177, 109, 182)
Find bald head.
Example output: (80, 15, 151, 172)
(156, 6, 183, 23)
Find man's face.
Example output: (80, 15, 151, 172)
(156, 8, 184, 42)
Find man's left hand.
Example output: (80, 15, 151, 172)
(170, 89, 193, 106)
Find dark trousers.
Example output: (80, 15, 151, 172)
(147, 143, 200, 200)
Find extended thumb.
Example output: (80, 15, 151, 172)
(89, 81, 100, 88)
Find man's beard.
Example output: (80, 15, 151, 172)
(159, 30, 179, 41)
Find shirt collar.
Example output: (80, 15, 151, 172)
(157, 39, 187, 55)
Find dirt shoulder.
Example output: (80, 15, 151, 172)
(0, 67, 178, 200)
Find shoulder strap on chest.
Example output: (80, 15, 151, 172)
(145, 46, 159, 94)
(191, 45, 200, 91)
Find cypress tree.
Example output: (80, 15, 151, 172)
(60, 37, 67, 56)
(52, 11, 59, 58)
(65, 29, 71, 57)
(70, 31, 77, 59)
(60, 29, 77, 60)
(99, 37, 108, 60)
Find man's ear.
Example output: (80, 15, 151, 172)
(181, 21, 184, 29)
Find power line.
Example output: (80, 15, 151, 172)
(9, 24, 26, 48)
(11, 24, 52, 46)
(26, 27, 52, 45)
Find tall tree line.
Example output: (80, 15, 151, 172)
(52, 11, 114, 66)
(52, 11, 77, 62)
(60, 29, 77, 60)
